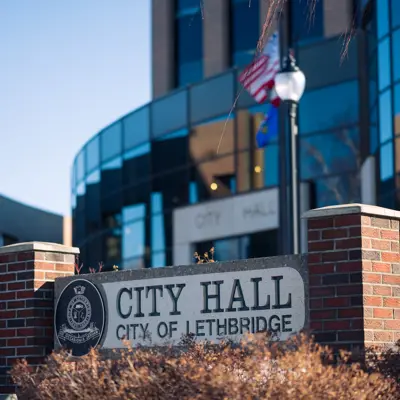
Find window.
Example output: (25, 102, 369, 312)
(394, 83, 400, 135)
(175, 11, 203, 86)
(291, 0, 323, 43)
(230, 0, 259, 67)
(378, 38, 391, 91)
(86, 136, 99, 173)
(392, 1, 400, 29)
(380, 141, 394, 181)
(299, 81, 359, 134)
(377, 0, 389, 39)
(123, 107, 149, 151)
(176, 0, 201, 16)
(392, 29, 400, 83)
(379, 89, 393, 143)
(101, 122, 122, 162)
(123, 220, 145, 260)
(76, 149, 85, 182)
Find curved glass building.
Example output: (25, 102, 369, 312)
(72, 0, 385, 272)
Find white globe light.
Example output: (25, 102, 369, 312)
(275, 69, 306, 102)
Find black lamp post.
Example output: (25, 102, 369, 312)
(275, 50, 306, 255)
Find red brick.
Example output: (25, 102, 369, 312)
(335, 238, 361, 250)
(7, 300, 25, 309)
(362, 238, 372, 248)
(382, 275, 400, 285)
(373, 331, 393, 342)
(45, 271, 65, 280)
(322, 251, 348, 262)
(373, 308, 393, 318)
(0, 329, 15, 338)
(17, 309, 35, 318)
(16, 347, 44, 356)
(309, 263, 335, 274)
(34, 271, 45, 280)
(381, 252, 399, 262)
(308, 230, 321, 241)
(336, 285, 362, 295)
(17, 251, 35, 261)
(7, 338, 26, 346)
(310, 298, 323, 309)
(371, 240, 391, 251)
(16, 290, 34, 299)
(371, 263, 392, 273)
(383, 298, 400, 308)
(371, 217, 391, 228)
(55, 264, 75, 272)
(338, 308, 363, 318)
(17, 328, 42, 337)
(363, 296, 383, 306)
(336, 261, 361, 272)
(0, 273, 16, 282)
(380, 230, 399, 240)
(0, 292, 15, 301)
(308, 218, 334, 229)
(310, 321, 323, 330)
(372, 286, 392, 296)
(7, 282, 25, 290)
(0, 310, 15, 319)
(391, 241, 399, 252)
(322, 228, 348, 239)
(362, 273, 382, 283)
(34, 262, 55, 271)
(310, 287, 336, 297)
(335, 215, 361, 227)
(364, 319, 383, 329)
(0, 348, 15, 356)
(338, 331, 364, 341)
(384, 320, 400, 330)
(0, 254, 16, 263)
(351, 319, 364, 329)
(324, 320, 351, 330)
(7, 262, 27, 272)
(308, 241, 334, 251)
(310, 310, 336, 320)
(360, 227, 380, 238)
(324, 297, 350, 308)
(307, 253, 321, 263)
(309, 275, 322, 286)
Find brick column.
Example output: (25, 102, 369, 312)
(303, 204, 400, 352)
(0, 242, 79, 395)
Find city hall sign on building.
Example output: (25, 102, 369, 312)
(54, 256, 307, 356)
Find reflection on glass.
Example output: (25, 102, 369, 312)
(291, 0, 323, 42)
(379, 89, 393, 143)
(151, 192, 163, 214)
(105, 231, 121, 265)
(394, 84, 400, 135)
(380, 141, 394, 181)
(189, 117, 234, 163)
(191, 155, 235, 201)
(370, 126, 378, 154)
(300, 129, 360, 180)
(151, 214, 165, 251)
(237, 106, 267, 151)
(151, 251, 166, 268)
(71, 193, 77, 210)
(299, 81, 359, 134)
(315, 172, 361, 207)
(76, 150, 85, 182)
(123, 107, 149, 151)
(101, 122, 122, 162)
(123, 220, 145, 259)
(378, 38, 390, 91)
(189, 181, 198, 204)
(77, 181, 86, 196)
(122, 204, 146, 223)
(123, 257, 145, 270)
(86, 169, 100, 185)
(377, 0, 389, 38)
(86, 136, 99, 173)
(392, 2, 400, 29)
(393, 29, 400, 83)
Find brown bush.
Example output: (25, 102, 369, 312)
(11, 334, 399, 400)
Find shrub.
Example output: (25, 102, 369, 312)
(11, 334, 399, 399)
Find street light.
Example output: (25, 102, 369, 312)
(275, 49, 306, 255)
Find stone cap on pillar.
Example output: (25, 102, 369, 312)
(302, 203, 400, 220)
(0, 241, 80, 255)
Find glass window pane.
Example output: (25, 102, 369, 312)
(378, 38, 391, 91)
(377, 0, 389, 38)
(151, 90, 188, 137)
(123, 143, 151, 187)
(370, 126, 378, 154)
(379, 89, 393, 143)
(394, 83, 400, 136)
(392, 2, 400, 29)
(237, 106, 270, 150)
(299, 81, 359, 134)
(291, 0, 323, 42)
(230, 0, 259, 68)
(151, 214, 165, 251)
(76, 149, 85, 182)
(190, 72, 235, 124)
(101, 122, 122, 162)
(123, 257, 145, 270)
(123, 106, 149, 151)
(380, 141, 394, 181)
(392, 29, 400, 83)
(395, 137, 400, 174)
(178, 60, 203, 87)
(300, 129, 360, 180)
(189, 117, 234, 163)
(123, 220, 145, 259)
(86, 136, 99, 172)
(151, 251, 166, 268)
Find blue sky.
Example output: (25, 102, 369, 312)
(0, 0, 151, 215)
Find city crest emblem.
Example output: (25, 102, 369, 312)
(55, 279, 105, 357)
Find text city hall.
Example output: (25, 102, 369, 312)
(115, 275, 293, 339)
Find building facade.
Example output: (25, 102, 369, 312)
(0, 194, 70, 247)
(71, 0, 395, 272)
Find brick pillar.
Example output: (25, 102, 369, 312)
(303, 204, 400, 352)
(0, 242, 79, 395)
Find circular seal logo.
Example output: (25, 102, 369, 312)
(55, 279, 105, 357)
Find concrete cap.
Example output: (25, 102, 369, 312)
(0, 242, 80, 255)
(302, 203, 400, 220)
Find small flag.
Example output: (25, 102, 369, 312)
(238, 31, 280, 105)
(256, 105, 279, 148)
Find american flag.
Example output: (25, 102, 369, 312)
(238, 31, 280, 106)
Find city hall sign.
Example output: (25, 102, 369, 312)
(54, 257, 307, 356)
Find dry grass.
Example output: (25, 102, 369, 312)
(11, 334, 399, 399)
